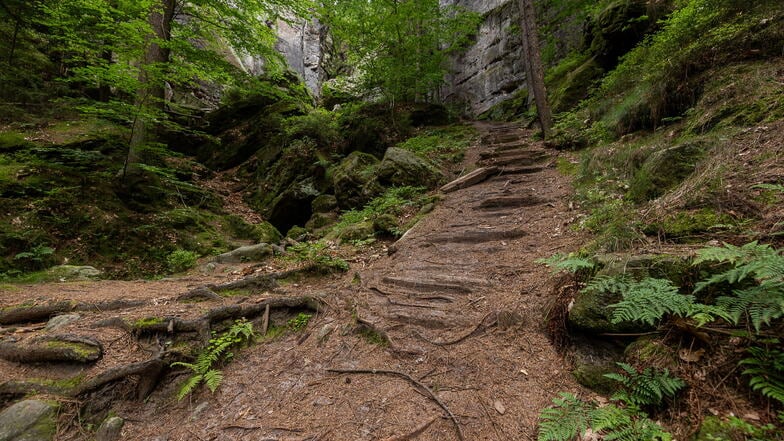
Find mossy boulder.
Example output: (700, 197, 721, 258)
(0, 399, 58, 441)
(596, 253, 695, 287)
(569, 337, 624, 395)
(587, 0, 654, 70)
(568, 285, 653, 334)
(327, 221, 375, 243)
(311, 194, 338, 213)
(305, 212, 338, 234)
(45, 265, 102, 281)
(378, 147, 444, 188)
(624, 336, 678, 370)
(627, 141, 707, 202)
(332, 151, 383, 210)
(372, 214, 399, 236)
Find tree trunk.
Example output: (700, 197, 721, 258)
(123, 0, 176, 179)
(518, 0, 552, 139)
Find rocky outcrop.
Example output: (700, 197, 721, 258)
(275, 19, 325, 96)
(442, 0, 526, 116)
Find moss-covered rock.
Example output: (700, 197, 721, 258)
(327, 221, 375, 243)
(624, 336, 678, 370)
(627, 141, 707, 202)
(372, 214, 399, 236)
(45, 265, 101, 281)
(587, 0, 655, 70)
(378, 147, 444, 188)
(311, 194, 338, 213)
(569, 337, 624, 395)
(596, 253, 695, 287)
(643, 209, 735, 242)
(332, 151, 383, 210)
(305, 212, 338, 234)
(0, 399, 58, 441)
(548, 55, 604, 113)
(568, 285, 653, 334)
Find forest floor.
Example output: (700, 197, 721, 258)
(0, 122, 593, 440)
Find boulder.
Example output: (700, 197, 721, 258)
(569, 337, 625, 395)
(311, 194, 338, 213)
(378, 147, 444, 188)
(214, 244, 273, 264)
(372, 214, 399, 236)
(328, 221, 375, 243)
(305, 212, 338, 234)
(332, 152, 383, 209)
(0, 399, 58, 441)
(95, 416, 124, 441)
(45, 314, 81, 332)
(568, 286, 653, 335)
(46, 265, 101, 281)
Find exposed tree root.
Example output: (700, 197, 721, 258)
(414, 312, 497, 347)
(326, 368, 465, 441)
(0, 299, 145, 325)
(0, 334, 102, 363)
(380, 416, 438, 441)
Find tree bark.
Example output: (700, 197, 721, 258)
(518, 0, 552, 139)
(123, 0, 176, 179)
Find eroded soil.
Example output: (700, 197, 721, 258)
(0, 123, 591, 440)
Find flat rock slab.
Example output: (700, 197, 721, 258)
(380, 277, 477, 294)
(0, 399, 58, 441)
(441, 166, 499, 193)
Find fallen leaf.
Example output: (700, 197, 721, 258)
(493, 400, 506, 415)
(679, 348, 706, 363)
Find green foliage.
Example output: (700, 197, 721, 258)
(604, 362, 685, 407)
(166, 249, 199, 273)
(13, 245, 55, 269)
(538, 393, 592, 441)
(287, 313, 312, 332)
(172, 318, 255, 400)
(741, 346, 784, 406)
(537, 392, 672, 441)
(319, 0, 481, 103)
(397, 125, 477, 165)
(286, 241, 349, 273)
(536, 253, 596, 274)
(694, 241, 784, 331)
(333, 186, 430, 239)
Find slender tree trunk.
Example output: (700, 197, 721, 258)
(123, 0, 176, 179)
(8, 17, 20, 66)
(519, 0, 552, 139)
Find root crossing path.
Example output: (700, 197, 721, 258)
(0, 122, 587, 440)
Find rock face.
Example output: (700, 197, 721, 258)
(0, 400, 58, 441)
(276, 19, 324, 96)
(442, 0, 526, 116)
(215, 244, 274, 264)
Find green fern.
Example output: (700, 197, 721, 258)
(604, 362, 686, 407)
(694, 241, 784, 332)
(741, 346, 784, 406)
(601, 277, 695, 326)
(536, 253, 596, 274)
(537, 393, 673, 441)
(537, 393, 593, 441)
(172, 318, 255, 400)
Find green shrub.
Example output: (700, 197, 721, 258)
(166, 249, 199, 273)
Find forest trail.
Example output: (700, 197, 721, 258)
(0, 122, 588, 440)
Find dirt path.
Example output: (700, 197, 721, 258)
(0, 123, 588, 440)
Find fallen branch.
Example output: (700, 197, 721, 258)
(326, 368, 465, 441)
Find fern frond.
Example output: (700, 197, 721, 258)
(537, 393, 593, 441)
(176, 374, 204, 401)
(607, 278, 694, 326)
(583, 275, 631, 296)
(605, 363, 685, 407)
(536, 253, 596, 274)
(717, 285, 784, 332)
(741, 347, 784, 405)
(202, 369, 224, 393)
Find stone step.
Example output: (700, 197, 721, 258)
(380, 276, 484, 294)
(479, 153, 550, 167)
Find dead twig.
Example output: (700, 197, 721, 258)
(326, 368, 465, 441)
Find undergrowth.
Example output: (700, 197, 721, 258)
(172, 319, 255, 400)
